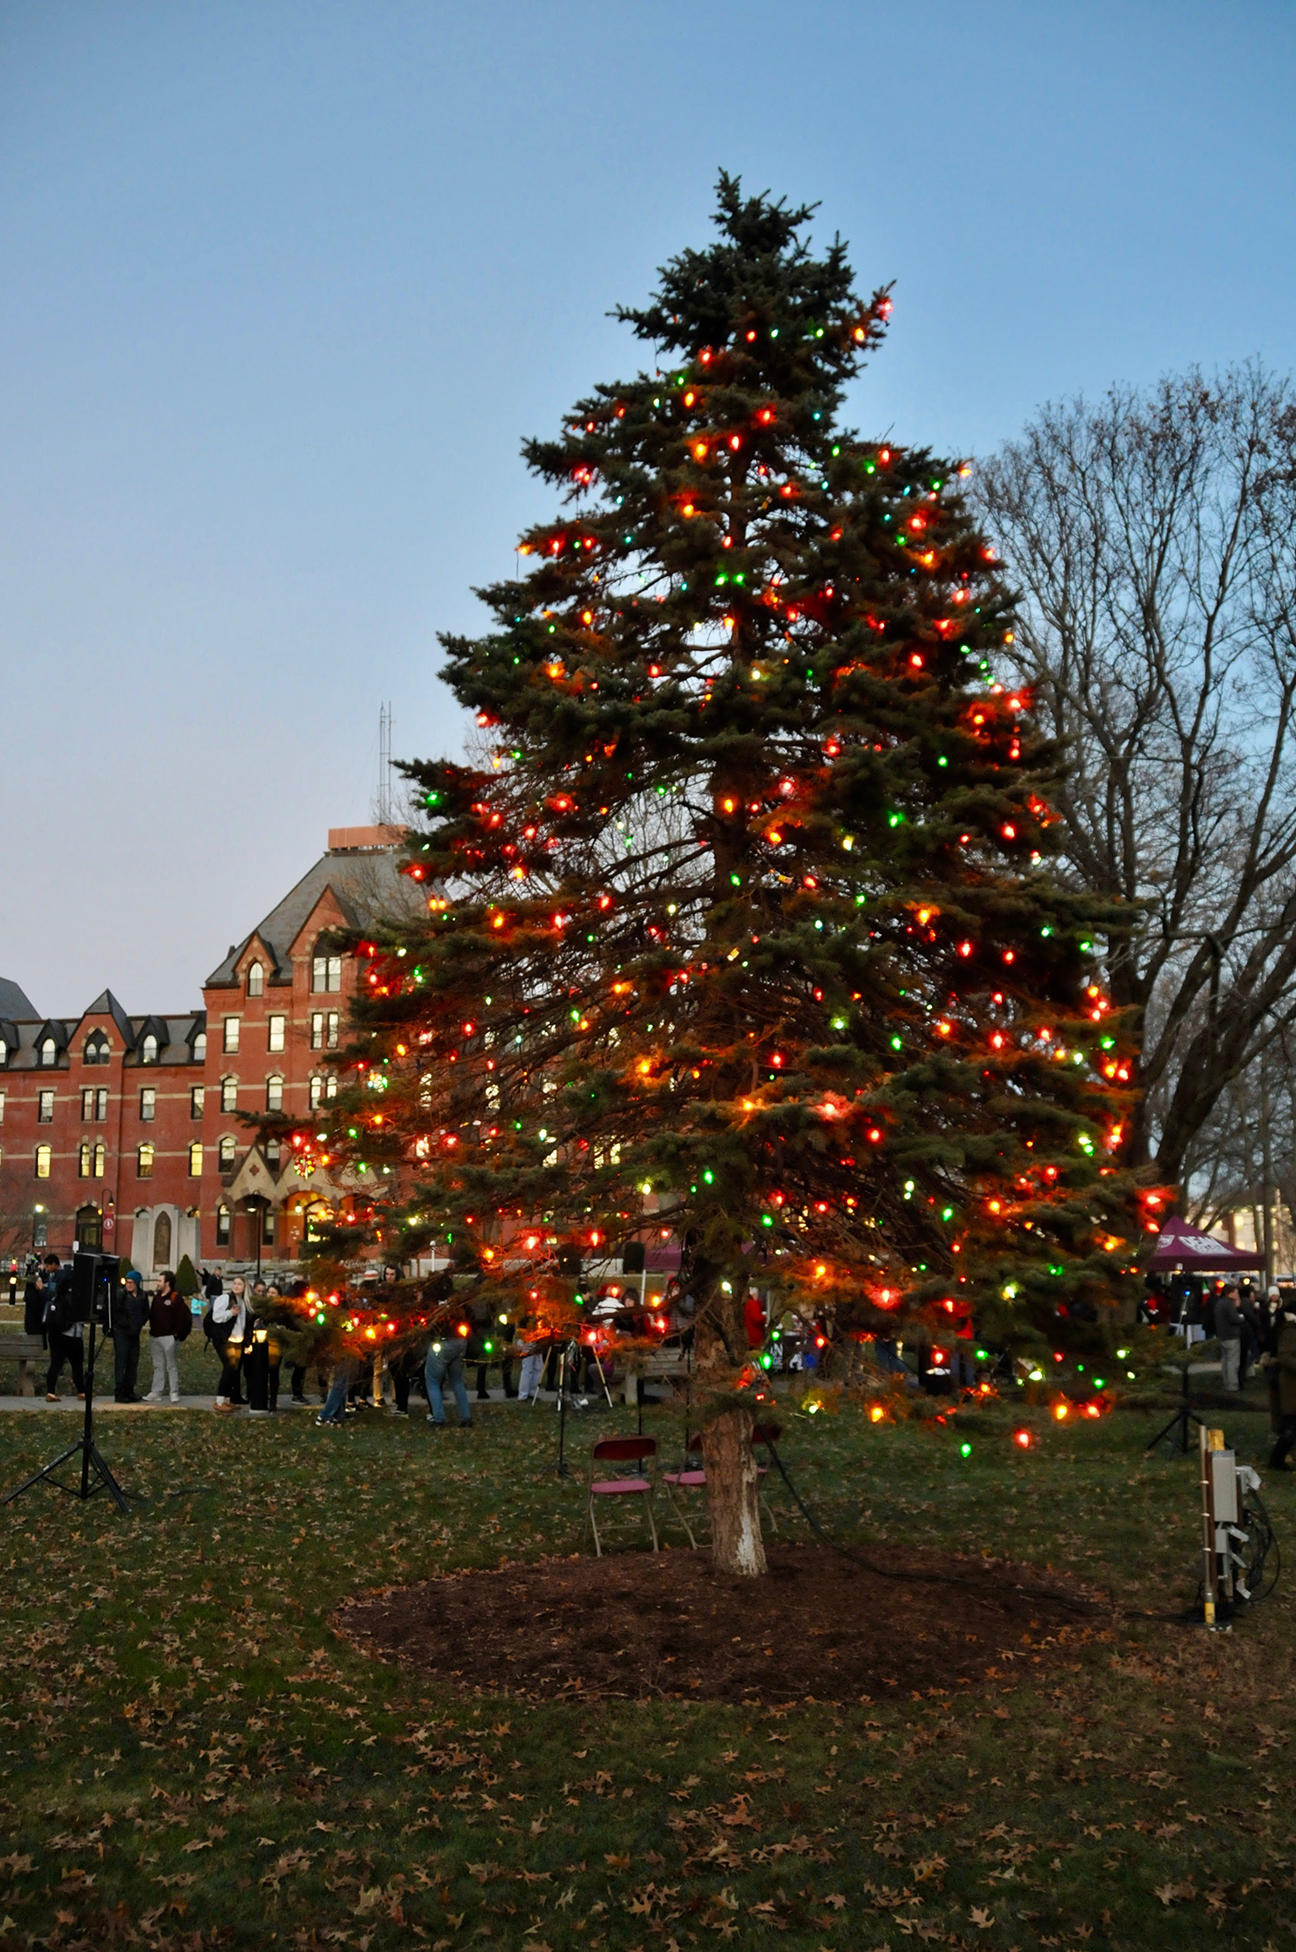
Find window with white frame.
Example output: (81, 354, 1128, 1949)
(266, 1074, 284, 1112)
(247, 961, 264, 997)
(188, 1141, 203, 1177)
(218, 1135, 236, 1170)
(267, 1014, 286, 1053)
(220, 1077, 237, 1113)
(308, 1073, 323, 1109)
(193, 1031, 206, 1062)
(39, 1038, 57, 1067)
(223, 1017, 240, 1054)
(312, 953, 342, 993)
(327, 1012, 339, 1049)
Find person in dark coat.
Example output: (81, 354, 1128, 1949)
(1265, 1299, 1296, 1469)
(112, 1269, 150, 1402)
(43, 1261, 84, 1400)
(24, 1257, 52, 1340)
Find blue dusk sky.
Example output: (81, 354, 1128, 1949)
(2, 1, 1294, 1013)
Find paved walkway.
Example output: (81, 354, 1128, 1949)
(0, 1388, 578, 1415)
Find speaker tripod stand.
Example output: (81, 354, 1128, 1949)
(4, 1318, 129, 1513)
(1145, 1357, 1206, 1455)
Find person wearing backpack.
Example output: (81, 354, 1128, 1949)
(146, 1269, 189, 1404)
(43, 1260, 84, 1401)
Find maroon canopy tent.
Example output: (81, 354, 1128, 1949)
(1148, 1216, 1265, 1272)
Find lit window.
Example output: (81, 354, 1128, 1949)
(37, 1089, 54, 1123)
(267, 1014, 286, 1053)
(223, 1017, 240, 1054)
(78, 1141, 91, 1178)
(312, 954, 342, 993)
(139, 1087, 156, 1122)
(193, 1031, 206, 1062)
(141, 1034, 158, 1064)
(83, 1032, 110, 1065)
(39, 1037, 57, 1067)
(266, 1074, 284, 1112)
(0, 1089, 5, 1120)
(327, 1012, 339, 1050)
(247, 961, 264, 997)
(215, 1203, 231, 1246)
(188, 1141, 203, 1177)
(221, 1078, 237, 1114)
(326, 1072, 337, 1100)
(137, 1143, 154, 1178)
(308, 1074, 323, 1109)
(34, 1144, 51, 1179)
(93, 1140, 105, 1177)
(310, 1013, 325, 1050)
(218, 1135, 236, 1170)
(190, 1085, 204, 1119)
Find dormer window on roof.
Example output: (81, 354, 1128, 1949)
(247, 961, 264, 997)
(83, 1031, 111, 1065)
(193, 1031, 207, 1062)
(141, 1034, 159, 1064)
(39, 1037, 57, 1067)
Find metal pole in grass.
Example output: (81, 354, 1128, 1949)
(551, 1343, 574, 1479)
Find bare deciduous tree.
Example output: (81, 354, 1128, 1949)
(976, 365, 1296, 1185)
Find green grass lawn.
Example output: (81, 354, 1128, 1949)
(1, 1384, 1293, 1951)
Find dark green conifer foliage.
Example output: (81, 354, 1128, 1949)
(315, 180, 1145, 1566)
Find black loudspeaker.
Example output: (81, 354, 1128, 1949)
(557, 1248, 583, 1280)
(621, 1241, 646, 1275)
(71, 1252, 120, 1330)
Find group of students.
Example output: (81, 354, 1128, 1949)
(24, 1253, 193, 1405)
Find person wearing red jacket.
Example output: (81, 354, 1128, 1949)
(743, 1291, 766, 1350)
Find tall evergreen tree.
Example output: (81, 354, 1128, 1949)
(312, 179, 1146, 1574)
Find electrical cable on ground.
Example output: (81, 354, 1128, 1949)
(762, 1437, 1114, 1618)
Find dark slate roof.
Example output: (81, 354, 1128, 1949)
(0, 978, 37, 1021)
(205, 845, 419, 987)
(125, 1013, 203, 1066)
(83, 989, 136, 1046)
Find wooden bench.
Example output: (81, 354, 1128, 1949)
(0, 1331, 47, 1396)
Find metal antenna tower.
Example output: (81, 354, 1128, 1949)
(377, 702, 393, 824)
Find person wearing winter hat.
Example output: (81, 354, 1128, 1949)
(112, 1270, 151, 1403)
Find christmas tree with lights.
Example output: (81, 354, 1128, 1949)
(310, 177, 1146, 1575)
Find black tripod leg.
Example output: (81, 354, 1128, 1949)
(85, 1444, 130, 1514)
(2, 1440, 84, 1505)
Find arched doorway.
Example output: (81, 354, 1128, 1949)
(75, 1205, 103, 1251)
(152, 1210, 172, 1269)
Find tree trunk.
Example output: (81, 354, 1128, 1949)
(702, 1404, 767, 1577)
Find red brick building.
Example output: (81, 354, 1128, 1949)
(0, 827, 414, 1277)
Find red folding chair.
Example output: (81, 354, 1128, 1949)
(586, 1434, 659, 1555)
(661, 1432, 708, 1547)
(662, 1422, 783, 1548)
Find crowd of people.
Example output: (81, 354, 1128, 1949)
(16, 1252, 1296, 1471)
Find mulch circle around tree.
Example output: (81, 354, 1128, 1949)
(334, 1542, 1111, 1703)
